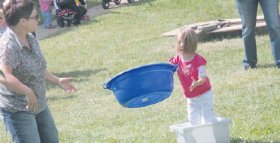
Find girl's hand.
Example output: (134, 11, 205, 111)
(58, 77, 77, 93)
(189, 77, 199, 91)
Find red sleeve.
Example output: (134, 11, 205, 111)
(169, 55, 179, 65)
(196, 54, 207, 67)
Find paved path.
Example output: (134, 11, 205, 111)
(36, 1, 129, 40)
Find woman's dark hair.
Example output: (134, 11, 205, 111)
(3, 0, 35, 26)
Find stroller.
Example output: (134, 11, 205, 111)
(102, 0, 134, 9)
(57, 9, 76, 27)
(56, 0, 87, 27)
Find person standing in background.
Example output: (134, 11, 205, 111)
(236, 0, 280, 69)
(39, 0, 56, 29)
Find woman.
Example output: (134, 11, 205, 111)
(0, 0, 77, 142)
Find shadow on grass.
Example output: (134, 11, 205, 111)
(47, 94, 77, 102)
(231, 138, 280, 143)
(257, 63, 278, 69)
(200, 27, 268, 43)
(54, 68, 107, 78)
(128, 0, 156, 6)
(46, 68, 107, 90)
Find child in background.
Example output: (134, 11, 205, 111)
(169, 28, 217, 126)
(39, 0, 56, 29)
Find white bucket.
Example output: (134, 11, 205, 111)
(169, 117, 231, 143)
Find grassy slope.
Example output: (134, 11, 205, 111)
(1, 0, 280, 142)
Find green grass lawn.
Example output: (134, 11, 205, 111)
(1, 0, 280, 142)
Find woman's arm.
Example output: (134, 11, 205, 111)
(0, 64, 37, 111)
(45, 70, 59, 84)
(0, 64, 36, 97)
(45, 70, 77, 92)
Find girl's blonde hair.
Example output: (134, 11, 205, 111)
(177, 28, 198, 53)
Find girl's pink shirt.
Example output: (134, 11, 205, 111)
(39, 0, 51, 12)
(169, 54, 211, 98)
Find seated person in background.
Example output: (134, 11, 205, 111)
(76, 0, 90, 21)
(74, 0, 88, 22)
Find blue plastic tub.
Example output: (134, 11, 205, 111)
(104, 63, 177, 108)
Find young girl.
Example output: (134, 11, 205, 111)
(169, 28, 216, 126)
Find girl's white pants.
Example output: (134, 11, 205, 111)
(187, 89, 217, 126)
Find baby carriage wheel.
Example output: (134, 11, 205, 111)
(102, 0, 110, 9)
(114, 0, 121, 5)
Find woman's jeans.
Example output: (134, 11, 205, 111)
(0, 106, 58, 143)
(236, 0, 280, 66)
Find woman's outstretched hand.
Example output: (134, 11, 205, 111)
(58, 77, 77, 93)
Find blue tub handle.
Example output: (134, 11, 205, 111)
(103, 83, 108, 89)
